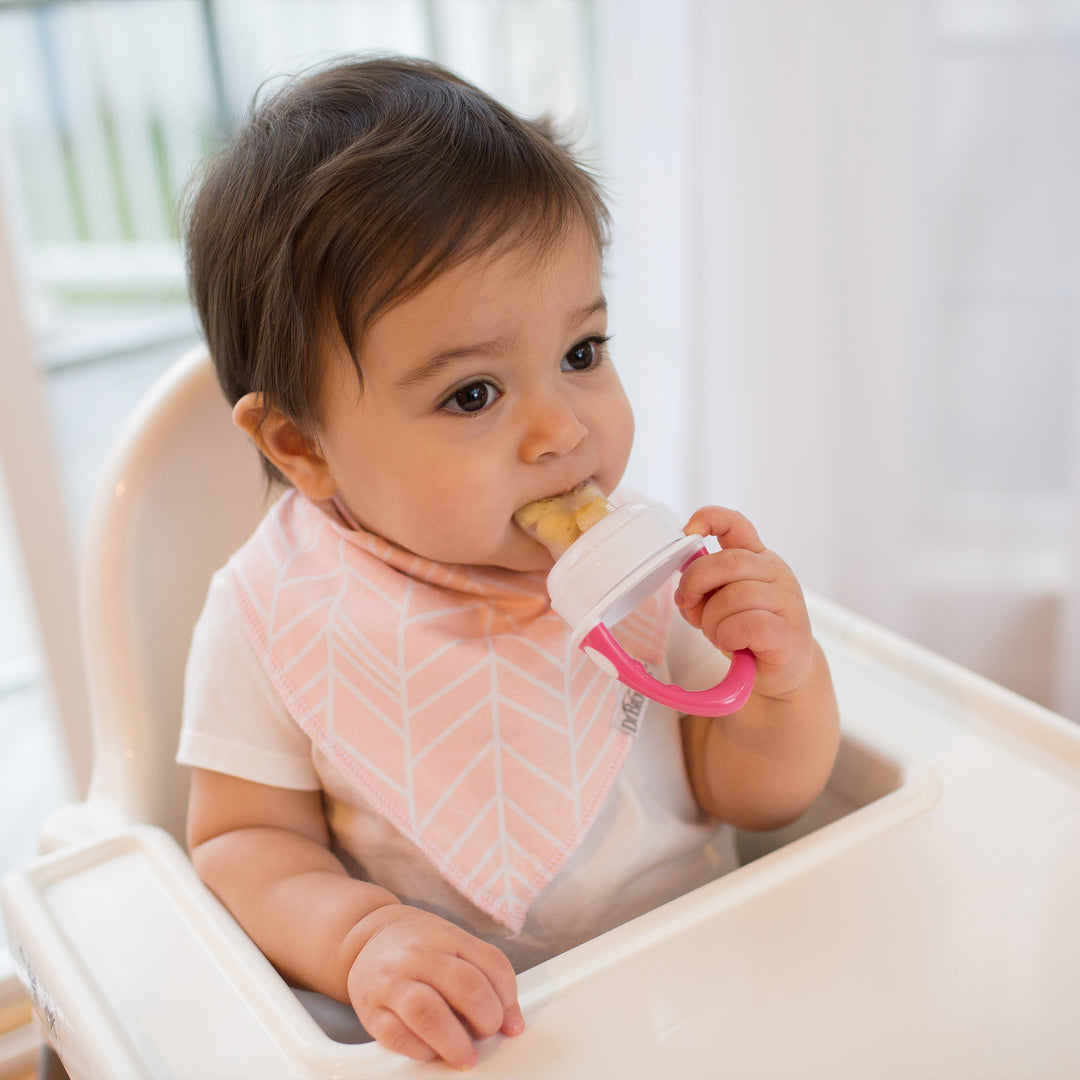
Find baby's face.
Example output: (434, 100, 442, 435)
(313, 223, 634, 571)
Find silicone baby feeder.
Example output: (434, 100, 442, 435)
(519, 487, 755, 715)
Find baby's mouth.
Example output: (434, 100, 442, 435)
(513, 480, 615, 560)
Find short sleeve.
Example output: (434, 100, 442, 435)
(177, 568, 320, 790)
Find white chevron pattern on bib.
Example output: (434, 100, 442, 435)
(228, 490, 669, 931)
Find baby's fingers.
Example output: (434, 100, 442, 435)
(693, 580, 783, 645)
(369, 983, 477, 1068)
(683, 506, 766, 554)
(702, 602, 789, 660)
(438, 954, 515, 1041)
(384, 956, 515, 1067)
(363, 1006, 440, 1065)
(455, 937, 525, 1041)
(349, 910, 521, 1068)
(676, 547, 778, 621)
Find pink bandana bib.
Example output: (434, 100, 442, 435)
(227, 490, 671, 931)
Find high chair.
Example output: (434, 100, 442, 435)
(4, 345, 1080, 1079)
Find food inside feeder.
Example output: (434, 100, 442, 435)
(514, 480, 615, 560)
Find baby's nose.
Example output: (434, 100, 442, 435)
(518, 394, 587, 462)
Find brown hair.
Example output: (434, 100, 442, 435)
(183, 55, 609, 479)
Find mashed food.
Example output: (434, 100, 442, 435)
(514, 480, 615, 559)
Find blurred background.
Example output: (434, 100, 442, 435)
(1, 0, 1079, 920)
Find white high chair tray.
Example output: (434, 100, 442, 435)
(4, 595, 1080, 1079)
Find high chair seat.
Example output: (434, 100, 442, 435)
(4, 346, 1080, 1079)
(41, 345, 277, 849)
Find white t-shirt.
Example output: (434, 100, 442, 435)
(178, 569, 738, 972)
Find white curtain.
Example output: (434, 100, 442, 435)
(597, 0, 925, 632)
(593, 0, 1080, 719)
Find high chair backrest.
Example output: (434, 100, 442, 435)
(79, 345, 277, 844)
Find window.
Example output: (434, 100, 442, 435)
(0, 0, 598, 931)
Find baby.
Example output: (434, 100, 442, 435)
(178, 56, 840, 1069)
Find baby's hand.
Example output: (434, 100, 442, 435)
(676, 506, 814, 702)
(347, 905, 524, 1069)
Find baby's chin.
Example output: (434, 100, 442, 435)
(413, 530, 553, 574)
(486, 547, 555, 574)
(477, 533, 556, 574)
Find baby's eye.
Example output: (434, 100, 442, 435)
(562, 336, 609, 372)
(443, 380, 501, 414)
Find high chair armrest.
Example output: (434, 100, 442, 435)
(0, 825, 393, 1079)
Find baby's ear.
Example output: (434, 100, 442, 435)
(232, 393, 337, 500)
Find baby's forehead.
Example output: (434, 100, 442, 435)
(340, 218, 601, 334)
(387, 224, 600, 320)
(308, 217, 604, 408)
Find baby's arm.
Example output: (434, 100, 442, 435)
(186, 768, 523, 1068)
(675, 506, 841, 831)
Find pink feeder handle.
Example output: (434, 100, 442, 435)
(580, 624, 756, 716)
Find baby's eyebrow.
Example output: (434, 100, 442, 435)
(393, 297, 607, 390)
(575, 297, 607, 322)
(393, 341, 506, 390)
